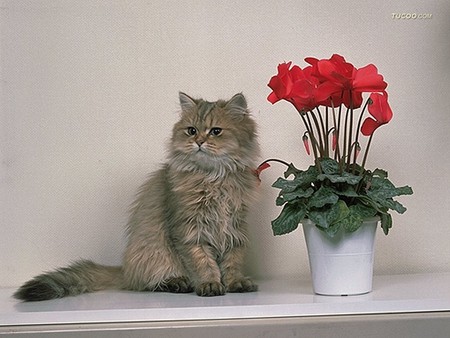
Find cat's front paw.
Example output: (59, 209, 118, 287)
(227, 277, 258, 293)
(158, 276, 193, 293)
(195, 281, 225, 297)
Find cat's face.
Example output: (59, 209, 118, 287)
(169, 93, 259, 173)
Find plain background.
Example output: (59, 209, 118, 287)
(1, 0, 449, 288)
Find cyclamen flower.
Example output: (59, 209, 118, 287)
(305, 54, 387, 108)
(361, 92, 393, 136)
(266, 55, 393, 169)
(267, 62, 337, 112)
(267, 62, 303, 104)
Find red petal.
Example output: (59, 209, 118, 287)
(267, 91, 280, 104)
(317, 60, 338, 82)
(361, 117, 380, 136)
(353, 64, 387, 92)
(329, 54, 347, 64)
(368, 92, 393, 123)
(291, 79, 313, 99)
(257, 162, 271, 172)
(304, 57, 318, 66)
(255, 162, 271, 179)
(267, 76, 287, 101)
(315, 81, 341, 102)
(290, 65, 306, 81)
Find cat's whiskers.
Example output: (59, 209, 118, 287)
(168, 149, 246, 182)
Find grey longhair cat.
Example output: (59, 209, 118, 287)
(14, 92, 260, 301)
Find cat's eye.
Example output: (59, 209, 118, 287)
(209, 128, 222, 136)
(187, 127, 197, 136)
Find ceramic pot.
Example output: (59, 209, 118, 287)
(302, 217, 378, 296)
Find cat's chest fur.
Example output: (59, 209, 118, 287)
(168, 169, 256, 253)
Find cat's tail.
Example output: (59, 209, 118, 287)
(13, 260, 123, 302)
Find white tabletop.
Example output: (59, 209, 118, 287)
(1, 273, 450, 327)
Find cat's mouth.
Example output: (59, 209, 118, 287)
(195, 147, 206, 154)
(193, 146, 224, 161)
(188, 143, 228, 162)
(194, 144, 212, 155)
(195, 148, 215, 159)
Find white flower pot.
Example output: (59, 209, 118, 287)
(302, 217, 378, 296)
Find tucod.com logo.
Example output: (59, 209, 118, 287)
(391, 12, 433, 19)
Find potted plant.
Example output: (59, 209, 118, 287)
(257, 54, 413, 296)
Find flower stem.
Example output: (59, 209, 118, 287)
(316, 107, 327, 156)
(259, 158, 291, 168)
(346, 106, 354, 171)
(309, 109, 324, 157)
(361, 133, 374, 169)
(325, 106, 329, 157)
(331, 100, 341, 161)
(353, 98, 371, 166)
(342, 105, 350, 169)
(304, 113, 321, 162)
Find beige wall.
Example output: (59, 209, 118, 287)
(1, 0, 449, 287)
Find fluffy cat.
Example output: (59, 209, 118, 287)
(14, 92, 260, 301)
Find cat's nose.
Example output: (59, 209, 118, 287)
(195, 137, 206, 146)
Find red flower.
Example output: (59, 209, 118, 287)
(267, 62, 304, 104)
(306, 54, 354, 84)
(361, 92, 393, 136)
(305, 54, 355, 106)
(305, 54, 387, 109)
(289, 66, 320, 112)
(268, 55, 388, 113)
(267, 63, 337, 112)
(353, 64, 387, 93)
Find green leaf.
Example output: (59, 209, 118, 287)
(273, 165, 321, 194)
(317, 172, 362, 185)
(308, 186, 339, 208)
(350, 203, 378, 219)
(272, 177, 299, 193)
(331, 200, 351, 224)
(280, 187, 315, 203)
(380, 213, 393, 235)
(339, 212, 363, 232)
(308, 200, 349, 231)
(293, 165, 319, 186)
(271, 203, 307, 236)
(396, 185, 414, 196)
(339, 204, 376, 232)
(366, 178, 412, 213)
(372, 168, 388, 179)
(320, 158, 339, 175)
(358, 196, 385, 214)
(275, 196, 285, 206)
(336, 186, 359, 197)
(384, 198, 408, 214)
(367, 178, 399, 201)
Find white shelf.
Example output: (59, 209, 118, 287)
(1, 273, 450, 337)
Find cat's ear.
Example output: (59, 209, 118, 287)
(179, 92, 197, 113)
(225, 93, 248, 114)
